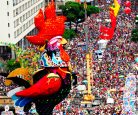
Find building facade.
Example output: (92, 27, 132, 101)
(0, 0, 45, 45)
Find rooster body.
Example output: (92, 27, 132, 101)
(33, 69, 72, 115)
(7, 67, 72, 115)
(5, 1, 77, 114)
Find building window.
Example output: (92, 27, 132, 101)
(17, 29, 20, 36)
(23, 24, 25, 31)
(41, 2, 44, 7)
(20, 6, 23, 12)
(19, 6, 21, 14)
(20, 16, 23, 22)
(7, 1, 9, 5)
(14, 21, 16, 28)
(14, 31, 17, 38)
(8, 34, 10, 38)
(28, 11, 30, 17)
(13, 10, 16, 17)
(7, 12, 9, 16)
(17, 19, 20, 26)
(23, 4, 25, 11)
(36, 6, 38, 11)
(8, 23, 10, 27)
(25, 3, 27, 9)
(16, 9, 18, 15)
(28, 1, 31, 7)
(20, 27, 22, 33)
(34, 7, 36, 12)
(23, 14, 25, 21)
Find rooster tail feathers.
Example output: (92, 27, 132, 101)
(15, 97, 32, 107)
(7, 87, 32, 107)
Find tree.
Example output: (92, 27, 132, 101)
(131, 28, 138, 43)
(131, 15, 138, 43)
(59, 1, 101, 32)
(63, 29, 77, 40)
(6, 59, 21, 72)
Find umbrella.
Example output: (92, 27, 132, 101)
(92, 100, 100, 106)
(119, 87, 124, 91)
(119, 75, 124, 78)
(97, 40, 109, 44)
(97, 40, 109, 49)
(82, 80, 88, 84)
(109, 88, 116, 92)
(107, 98, 114, 104)
(0, 62, 4, 68)
(95, 50, 103, 56)
(135, 57, 138, 63)
(76, 85, 86, 91)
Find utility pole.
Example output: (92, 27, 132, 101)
(82, 0, 95, 103)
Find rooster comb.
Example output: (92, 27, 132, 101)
(45, 0, 56, 19)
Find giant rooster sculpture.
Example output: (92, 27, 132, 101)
(4, 1, 77, 115)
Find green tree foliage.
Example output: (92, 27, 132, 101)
(6, 59, 21, 72)
(131, 28, 138, 43)
(59, 1, 101, 31)
(0, 58, 7, 73)
(63, 29, 77, 40)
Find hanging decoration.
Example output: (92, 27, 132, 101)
(124, 1, 131, 14)
(124, 7, 131, 14)
(122, 73, 136, 115)
(5, 1, 77, 115)
(99, 0, 121, 40)
(97, 0, 121, 60)
(124, 1, 131, 7)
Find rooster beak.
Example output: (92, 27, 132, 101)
(39, 44, 46, 52)
(60, 38, 67, 45)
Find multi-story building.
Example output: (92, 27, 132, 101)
(0, 0, 45, 46)
(0, 0, 45, 59)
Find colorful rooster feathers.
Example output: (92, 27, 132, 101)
(26, 1, 66, 45)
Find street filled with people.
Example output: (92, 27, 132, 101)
(0, 1, 137, 115)
(53, 3, 138, 115)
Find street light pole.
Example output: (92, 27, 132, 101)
(83, 0, 95, 102)
(84, 0, 88, 52)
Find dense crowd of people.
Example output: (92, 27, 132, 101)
(0, 75, 17, 96)
(61, 5, 138, 115)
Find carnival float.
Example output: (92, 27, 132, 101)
(4, 1, 77, 114)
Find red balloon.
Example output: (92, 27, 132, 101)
(124, 7, 131, 14)
(124, 1, 131, 7)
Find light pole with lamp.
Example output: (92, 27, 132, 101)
(81, 0, 95, 104)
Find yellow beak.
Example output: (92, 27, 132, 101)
(60, 38, 67, 45)
(39, 44, 46, 52)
